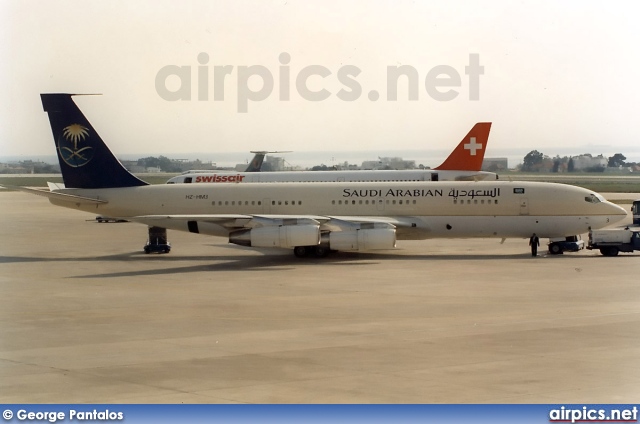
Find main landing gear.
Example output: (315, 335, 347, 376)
(144, 226, 171, 254)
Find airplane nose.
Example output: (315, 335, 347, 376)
(606, 201, 628, 224)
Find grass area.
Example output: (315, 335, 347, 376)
(1, 172, 639, 193)
(499, 172, 640, 193)
(610, 199, 637, 205)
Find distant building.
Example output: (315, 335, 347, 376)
(571, 155, 607, 171)
(482, 158, 508, 172)
(265, 156, 286, 171)
(120, 160, 146, 173)
(178, 160, 217, 172)
(362, 157, 416, 170)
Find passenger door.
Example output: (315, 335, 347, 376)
(519, 198, 529, 215)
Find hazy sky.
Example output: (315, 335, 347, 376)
(2, 0, 639, 165)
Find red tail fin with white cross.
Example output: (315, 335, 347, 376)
(434, 123, 492, 171)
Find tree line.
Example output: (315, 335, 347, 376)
(521, 151, 632, 173)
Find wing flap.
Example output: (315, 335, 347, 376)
(130, 214, 253, 229)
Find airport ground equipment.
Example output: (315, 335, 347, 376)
(587, 228, 640, 256)
(548, 235, 585, 254)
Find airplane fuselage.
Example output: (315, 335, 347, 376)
(166, 169, 498, 184)
(51, 180, 626, 240)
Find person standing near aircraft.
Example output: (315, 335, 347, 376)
(529, 233, 540, 257)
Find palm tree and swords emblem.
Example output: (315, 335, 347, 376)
(58, 124, 94, 167)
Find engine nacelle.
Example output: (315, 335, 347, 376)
(229, 225, 320, 248)
(327, 228, 396, 251)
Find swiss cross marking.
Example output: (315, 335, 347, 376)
(464, 137, 482, 156)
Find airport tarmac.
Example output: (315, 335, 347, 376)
(0, 191, 639, 403)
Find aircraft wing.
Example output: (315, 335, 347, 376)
(128, 213, 419, 251)
(129, 213, 422, 232)
(130, 214, 331, 230)
(0, 184, 108, 205)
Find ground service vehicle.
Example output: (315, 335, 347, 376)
(587, 228, 640, 256)
(548, 235, 585, 254)
(95, 215, 127, 223)
(633, 199, 640, 225)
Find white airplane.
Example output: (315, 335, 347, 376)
(166, 123, 496, 184)
(4, 94, 627, 258)
(182, 150, 292, 176)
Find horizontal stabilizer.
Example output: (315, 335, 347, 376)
(0, 184, 107, 205)
(47, 182, 66, 190)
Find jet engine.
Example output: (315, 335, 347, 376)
(323, 227, 396, 251)
(229, 224, 320, 248)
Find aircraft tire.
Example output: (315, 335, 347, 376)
(293, 246, 310, 258)
(313, 246, 330, 258)
(600, 247, 619, 256)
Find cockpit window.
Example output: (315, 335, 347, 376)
(584, 193, 603, 204)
